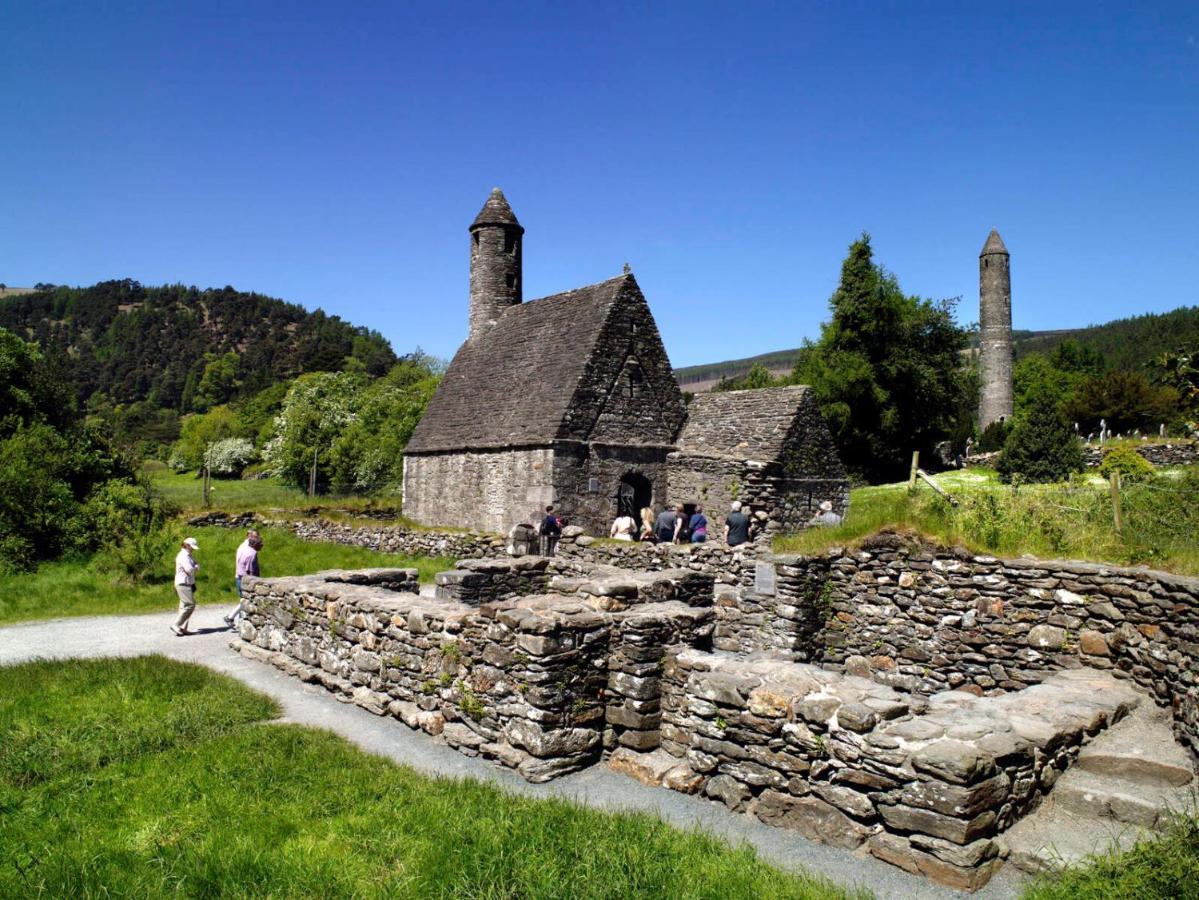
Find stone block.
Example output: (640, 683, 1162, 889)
(899, 772, 1010, 818)
(878, 804, 996, 845)
(911, 740, 997, 785)
(704, 774, 751, 811)
(1027, 625, 1065, 650)
(608, 747, 677, 786)
(868, 833, 1002, 891)
(748, 791, 871, 849)
(1079, 629, 1110, 657)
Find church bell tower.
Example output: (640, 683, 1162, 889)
(468, 187, 523, 341)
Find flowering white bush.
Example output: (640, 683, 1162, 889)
(262, 371, 361, 488)
(204, 438, 258, 477)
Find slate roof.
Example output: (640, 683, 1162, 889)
(980, 229, 1008, 256)
(675, 385, 813, 460)
(405, 274, 631, 453)
(471, 187, 523, 231)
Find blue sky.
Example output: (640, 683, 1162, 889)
(3, 2, 1197, 367)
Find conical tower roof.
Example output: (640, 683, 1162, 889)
(980, 229, 1009, 256)
(471, 187, 523, 231)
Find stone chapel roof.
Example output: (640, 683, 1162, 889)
(471, 187, 523, 231)
(980, 229, 1008, 256)
(405, 274, 632, 453)
(675, 385, 814, 461)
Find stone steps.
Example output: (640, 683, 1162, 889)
(1000, 805, 1148, 875)
(1074, 704, 1195, 787)
(1002, 703, 1196, 874)
(1052, 767, 1196, 828)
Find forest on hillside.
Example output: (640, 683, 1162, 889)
(0, 279, 397, 411)
(676, 306, 1199, 387)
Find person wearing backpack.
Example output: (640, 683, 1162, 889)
(539, 505, 561, 556)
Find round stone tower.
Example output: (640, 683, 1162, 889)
(978, 229, 1014, 429)
(468, 187, 523, 341)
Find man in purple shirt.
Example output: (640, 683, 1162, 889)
(224, 529, 262, 628)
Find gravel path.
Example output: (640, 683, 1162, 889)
(0, 610, 1026, 899)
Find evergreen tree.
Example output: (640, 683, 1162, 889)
(996, 393, 1085, 483)
(794, 234, 973, 482)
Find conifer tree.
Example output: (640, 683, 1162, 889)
(996, 393, 1084, 483)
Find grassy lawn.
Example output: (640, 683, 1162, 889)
(776, 466, 1199, 575)
(0, 525, 454, 626)
(1021, 815, 1199, 900)
(0, 657, 860, 899)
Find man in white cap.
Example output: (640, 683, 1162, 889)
(172, 537, 201, 636)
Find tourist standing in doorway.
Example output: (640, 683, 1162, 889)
(723, 501, 751, 547)
(540, 505, 561, 556)
(224, 530, 262, 628)
(654, 505, 677, 544)
(610, 511, 636, 541)
(689, 505, 708, 543)
(171, 537, 200, 636)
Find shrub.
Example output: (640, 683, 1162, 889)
(977, 419, 1011, 453)
(171, 406, 243, 471)
(1099, 445, 1155, 483)
(997, 394, 1085, 483)
(204, 437, 257, 478)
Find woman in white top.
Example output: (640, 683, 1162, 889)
(172, 537, 200, 636)
(610, 513, 637, 541)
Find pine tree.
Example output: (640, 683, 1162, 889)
(996, 393, 1084, 483)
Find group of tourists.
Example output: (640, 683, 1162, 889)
(610, 500, 753, 547)
(170, 529, 262, 637)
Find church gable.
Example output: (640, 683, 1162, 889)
(558, 276, 686, 446)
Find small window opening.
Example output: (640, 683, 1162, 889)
(630, 321, 639, 334)
(626, 367, 644, 399)
(504, 232, 516, 254)
(473, 231, 480, 247)
(983, 258, 989, 268)
(506, 273, 516, 290)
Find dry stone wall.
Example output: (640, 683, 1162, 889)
(233, 560, 715, 781)
(655, 649, 1141, 890)
(745, 533, 1199, 755)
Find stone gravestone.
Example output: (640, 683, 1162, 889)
(754, 561, 777, 597)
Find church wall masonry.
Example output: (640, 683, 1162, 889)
(402, 447, 555, 535)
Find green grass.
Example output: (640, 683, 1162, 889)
(775, 466, 1199, 575)
(0, 525, 454, 626)
(143, 461, 464, 530)
(0, 657, 858, 899)
(1021, 814, 1199, 900)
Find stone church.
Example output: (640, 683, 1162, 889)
(403, 189, 848, 536)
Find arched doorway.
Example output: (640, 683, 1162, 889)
(616, 472, 652, 519)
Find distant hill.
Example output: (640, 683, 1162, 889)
(0, 279, 396, 410)
(674, 307, 1199, 391)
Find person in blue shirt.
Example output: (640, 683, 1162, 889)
(689, 505, 708, 543)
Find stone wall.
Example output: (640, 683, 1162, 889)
(233, 560, 715, 781)
(656, 649, 1140, 890)
(745, 533, 1199, 754)
(401, 446, 555, 534)
(1081, 441, 1199, 468)
(966, 440, 1199, 471)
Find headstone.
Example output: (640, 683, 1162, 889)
(754, 561, 777, 597)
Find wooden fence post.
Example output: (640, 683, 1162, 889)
(1109, 471, 1123, 536)
(308, 447, 318, 498)
(908, 451, 920, 493)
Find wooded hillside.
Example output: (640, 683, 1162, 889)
(0, 279, 396, 410)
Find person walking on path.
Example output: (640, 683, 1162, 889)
(689, 505, 708, 543)
(224, 530, 262, 628)
(172, 537, 201, 636)
(723, 501, 751, 547)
